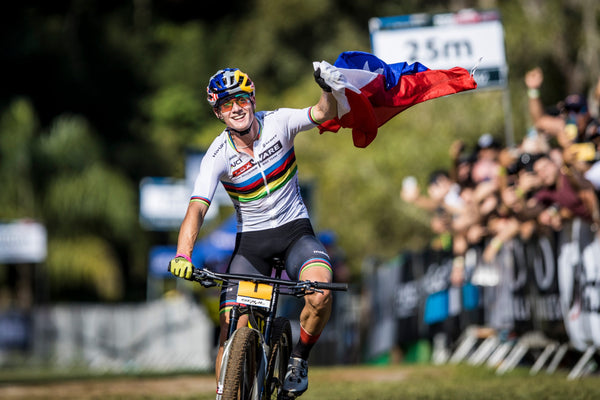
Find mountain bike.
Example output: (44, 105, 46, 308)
(171, 258, 348, 400)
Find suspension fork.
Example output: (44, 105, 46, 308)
(228, 304, 242, 339)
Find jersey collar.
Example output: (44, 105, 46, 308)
(226, 116, 262, 153)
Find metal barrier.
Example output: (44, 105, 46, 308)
(363, 218, 600, 378)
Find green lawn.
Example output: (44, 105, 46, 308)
(1, 364, 599, 399)
(303, 364, 600, 400)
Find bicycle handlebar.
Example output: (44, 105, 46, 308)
(169, 263, 348, 292)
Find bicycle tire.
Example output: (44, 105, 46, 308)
(222, 327, 260, 400)
(265, 317, 292, 400)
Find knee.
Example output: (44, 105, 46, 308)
(307, 290, 332, 315)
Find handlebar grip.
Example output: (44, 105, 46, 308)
(314, 282, 348, 291)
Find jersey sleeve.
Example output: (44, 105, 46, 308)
(268, 107, 316, 140)
(190, 139, 228, 208)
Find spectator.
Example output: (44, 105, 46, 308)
(448, 139, 475, 189)
(401, 170, 463, 213)
(525, 68, 588, 146)
(395, 70, 600, 360)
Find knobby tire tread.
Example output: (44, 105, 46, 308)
(222, 327, 260, 400)
(266, 317, 292, 400)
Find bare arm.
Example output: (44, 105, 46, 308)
(535, 116, 571, 147)
(310, 91, 337, 124)
(525, 67, 545, 123)
(176, 201, 209, 258)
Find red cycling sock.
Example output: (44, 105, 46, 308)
(291, 324, 321, 360)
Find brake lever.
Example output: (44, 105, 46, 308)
(195, 268, 226, 289)
(201, 280, 218, 288)
(292, 283, 323, 297)
(291, 285, 307, 298)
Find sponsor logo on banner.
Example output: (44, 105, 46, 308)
(557, 219, 592, 351)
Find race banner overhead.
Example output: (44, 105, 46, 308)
(369, 9, 507, 89)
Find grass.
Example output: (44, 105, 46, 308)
(310, 366, 600, 400)
(304, 364, 600, 400)
(1, 363, 599, 399)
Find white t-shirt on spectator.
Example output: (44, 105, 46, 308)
(584, 161, 600, 190)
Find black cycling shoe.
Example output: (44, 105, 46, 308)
(282, 356, 308, 397)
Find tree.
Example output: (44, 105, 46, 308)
(2, 0, 598, 296)
(0, 102, 136, 301)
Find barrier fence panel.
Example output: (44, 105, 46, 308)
(365, 218, 600, 376)
(27, 296, 213, 372)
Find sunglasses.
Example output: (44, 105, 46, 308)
(219, 94, 252, 112)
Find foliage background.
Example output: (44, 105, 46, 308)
(1, 0, 599, 302)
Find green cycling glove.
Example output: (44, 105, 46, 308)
(169, 254, 193, 279)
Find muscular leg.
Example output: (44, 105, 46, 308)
(287, 234, 334, 360)
(298, 266, 332, 338)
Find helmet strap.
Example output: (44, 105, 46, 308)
(229, 126, 253, 136)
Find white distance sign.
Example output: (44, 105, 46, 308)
(370, 9, 507, 88)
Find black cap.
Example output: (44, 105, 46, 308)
(562, 94, 588, 113)
(518, 153, 545, 172)
(476, 133, 501, 150)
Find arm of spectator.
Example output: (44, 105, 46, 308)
(519, 219, 537, 242)
(525, 67, 545, 122)
(452, 233, 468, 259)
(535, 116, 572, 148)
(451, 204, 481, 234)
(497, 149, 519, 191)
(537, 204, 563, 231)
(515, 196, 546, 222)
(525, 67, 574, 148)
(515, 171, 542, 199)
(473, 180, 498, 203)
(578, 187, 600, 231)
(400, 182, 440, 211)
(466, 223, 488, 246)
(482, 217, 520, 263)
(448, 140, 464, 182)
(499, 184, 522, 214)
(498, 148, 518, 169)
(560, 161, 595, 191)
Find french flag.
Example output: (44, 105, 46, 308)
(316, 51, 478, 148)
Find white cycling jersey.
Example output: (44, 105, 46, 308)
(191, 107, 318, 232)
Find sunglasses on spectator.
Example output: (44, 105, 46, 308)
(220, 94, 252, 112)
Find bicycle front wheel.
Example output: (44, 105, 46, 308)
(265, 317, 292, 400)
(222, 327, 261, 400)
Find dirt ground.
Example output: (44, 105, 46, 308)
(0, 367, 406, 399)
(0, 375, 217, 399)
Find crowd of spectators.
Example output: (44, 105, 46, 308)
(401, 68, 600, 283)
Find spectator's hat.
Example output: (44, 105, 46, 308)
(476, 133, 501, 150)
(561, 94, 588, 113)
(518, 152, 545, 172)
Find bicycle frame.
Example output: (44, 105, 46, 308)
(217, 263, 286, 399)
(180, 260, 347, 400)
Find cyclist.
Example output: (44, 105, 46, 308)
(169, 65, 339, 397)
